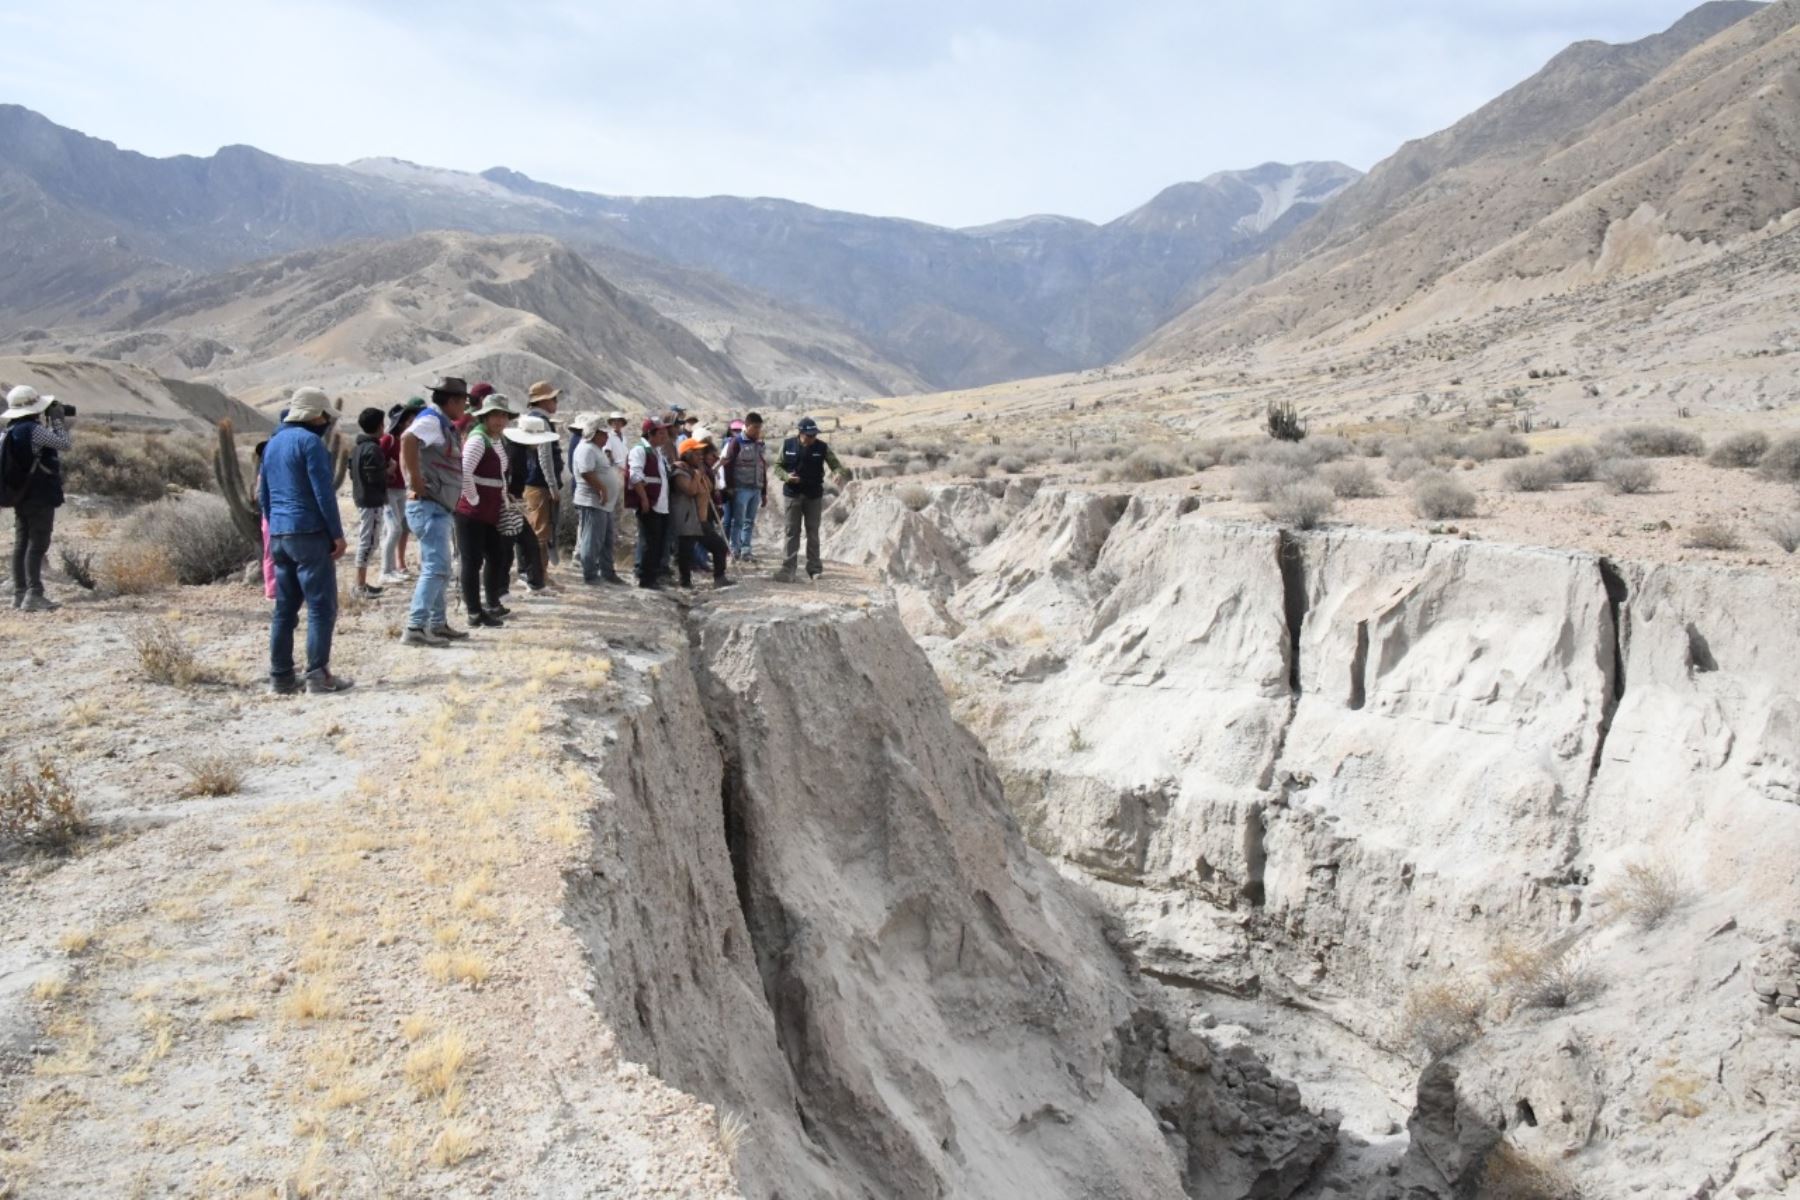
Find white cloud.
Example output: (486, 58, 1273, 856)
(3, 0, 1714, 226)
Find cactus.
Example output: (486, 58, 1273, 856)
(213, 419, 263, 548)
(328, 397, 350, 491)
(1266, 399, 1308, 443)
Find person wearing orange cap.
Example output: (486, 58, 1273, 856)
(669, 435, 734, 590)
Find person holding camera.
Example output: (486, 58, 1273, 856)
(2, 386, 74, 612)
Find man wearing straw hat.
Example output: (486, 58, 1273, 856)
(2, 385, 74, 612)
(258, 387, 353, 694)
(517, 381, 565, 574)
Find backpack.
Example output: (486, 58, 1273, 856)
(0, 424, 39, 508)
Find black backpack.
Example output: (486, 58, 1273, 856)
(0, 424, 38, 508)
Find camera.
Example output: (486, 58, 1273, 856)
(57, 403, 75, 417)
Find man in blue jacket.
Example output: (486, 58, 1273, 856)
(258, 387, 353, 695)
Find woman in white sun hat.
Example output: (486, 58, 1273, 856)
(3, 385, 75, 612)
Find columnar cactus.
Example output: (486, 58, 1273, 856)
(213, 419, 263, 549)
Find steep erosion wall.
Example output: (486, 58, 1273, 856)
(828, 484, 1800, 1029)
(561, 596, 1336, 1198)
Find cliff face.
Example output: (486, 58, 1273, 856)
(827, 481, 1800, 1195)
(562, 591, 1334, 1199)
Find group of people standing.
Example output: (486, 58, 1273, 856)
(255, 374, 848, 695)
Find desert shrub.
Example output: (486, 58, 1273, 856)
(997, 456, 1026, 475)
(101, 543, 177, 595)
(1237, 463, 1306, 503)
(1266, 399, 1307, 442)
(1263, 481, 1336, 530)
(1401, 981, 1484, 1058)
(1, 759, 86, 851)
(1387, 455, 1433, 482)
(903, 458, 931, 476)
(179, 754, 244, 799)
(1384, 433, 1457, 465)
(1768, 512, 1800, 553)
(1601, 458, 1657, 494)
(1551, 444, 1599, 483)
(61, 428, 215, 502)
(129, 621, 220, 687)
(1100, 448, 1188, 483)
(897, 485, 932, 513)
(947, 456, 988, 479)
(1297, 435, 1353, 466)
(1490, 937, 1602, 1013)
(57, 545, 96, 590)
(1682, 519, 1741, 551)
(1600, 858, 1688, 931)
(1503, 459, 1563, 493)
(1319, 460, 1381, 498)
(1603, 424, 1705, 458)
(1187, 441, 1230, 471)
(1758, 433, 1800, 484)
(1481, 1140, 1580, 1200)
(1412, 472, 1478, 520)
(1708, 430, 1769, 468)
(120, 493, 254, 585)
(1459, 430, 1529, 462)
(1218, 440, 1260, 466)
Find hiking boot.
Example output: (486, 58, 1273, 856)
(306, 672, 355, 695)
(486, 602, 511, 618)
(268, 674, 302, 696)
(20, 592, 59, 612)
(638, 579, 664, 591)
(773, 569, 796, 584)
(401, 626, 447, 648)
(714, 577, 739, 590)
(601, 573, 627, 585)
(9, 592, 21, 610)
(469, 611, 505, 629)
(353, 583, 383, 599)
(430, 625, 471, 641)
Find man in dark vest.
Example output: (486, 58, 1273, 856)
(3, 386, 74, 612)
(772, 417, 847, 583)
(627, 418, 673, 589)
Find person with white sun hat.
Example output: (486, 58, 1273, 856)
(2, 385, 75, 612)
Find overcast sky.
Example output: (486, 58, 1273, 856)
(6, 0, 1714, 227)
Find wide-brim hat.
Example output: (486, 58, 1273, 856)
(504, 411, 560, 446)
(527, 381, 562, 405)
(283, 386, 333, 424)
(567, 412, 603, 433)
(429, 376, 471, 399)
(607, 411, 628, 423)
(3, 386, 54, 419)
(470, 394, 515, 420)
(387, 396, 426, 434)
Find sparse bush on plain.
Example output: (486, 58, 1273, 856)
(1400, 980, 1484, 1058)
(1412, 471, 1479, 520)
(1384, 433, 1458, 465)
(1601, 458, 1657, 495)
(1490, 936, 1602, 1013)
(61, 428, 215, 502)
(1099, 448, 1188, 483)
(1600, 858, 1689, 931)
(1387, 455, 1433, 482)
(1237, 462, 1306, 503)
(1, 759, 86, 851)
(1319, 460, 1381, 498)
(897, 485, 932, 513)
(947, 455, 989, 480)
(903, 458, 931, 476)
(1707, 430, 1769, 469)
(179, 754, 245, 799)
(101, 543, 177, 595)
(1767, 512, 1800, 553)
(1460, 430, 1529, 462)
(997, 456, 1027, 475)
(1551, 444, 1600, 483)
(1682, 519, 1742, 551)
(1758, 433, 1800, 484)
(1263, 481, 1336, 530)
(1603, 424, 1705, 458)
(1503, 458, 1563, 493)
(130, 622, 221, 687)
(120, 493, 254, 585)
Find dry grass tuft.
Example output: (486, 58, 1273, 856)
(129, 621, 221, 687)
(430, 1123, 480, 1167)
(401, 1012, 434, 1042)
(1682, 519, 1742, 551)
(424, 951, 491, 988)
(1401, 979, 1485, 1057)
(405, 1030, 471, 1099)
(1646, 1066, 1707, 1121)
(57, 544, 97, 591)
(1768, 512, 1800, 554)
(57, 928, 94, 955)
(1, 759, 87, 851)
(1489, 936, 1603, 1014)
(30, 973, 69, 1003)
(101, 543, 178, 596)
(718, 1109, 753, 1160)
(179, 753, 246, 798)
(204, 1000, 258, 1024)
(280, 979, 341, 1022)
(1412, 471, 1478, 520)
(897, 484, 932, 512)
(1600, 858, 1689, 931)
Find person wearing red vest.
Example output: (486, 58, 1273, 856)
(626, 418, 672, 589)
(454, 393, 515, 629)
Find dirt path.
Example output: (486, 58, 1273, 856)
(0, 575, 739, 1197)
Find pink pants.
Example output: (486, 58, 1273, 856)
(261, 517, 276, 600)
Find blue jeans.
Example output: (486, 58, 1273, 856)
(728, 488, 762, 556)
(269, 531, 337, 679)
(575, 506, 615, 581)
(405, 500, 454, 631)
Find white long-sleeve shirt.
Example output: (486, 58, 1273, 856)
(626, 441, 669, 514)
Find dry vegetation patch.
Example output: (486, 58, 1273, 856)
(0, 759, 87, 851)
